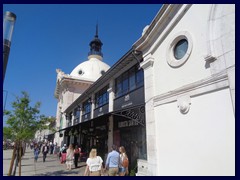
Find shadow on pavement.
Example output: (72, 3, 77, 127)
(36, 170, 79, 176)
(22, 164, 34, 166)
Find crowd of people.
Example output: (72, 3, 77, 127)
(84, 144, 129, 176)
(30, 141, 130, 176)
(31, 141, 58, 163)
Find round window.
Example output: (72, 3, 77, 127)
(166, 31, 193, 68)
(174, 39, 188, 60)
(78, 70, 84, 75)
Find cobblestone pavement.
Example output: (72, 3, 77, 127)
(3, 148, 87, 176)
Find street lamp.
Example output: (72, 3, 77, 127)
(3, 11, 17, 83)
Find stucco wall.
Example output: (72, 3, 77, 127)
(153, 4, 212, 96)
(154, 88, 235, 175)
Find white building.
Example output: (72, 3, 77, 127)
(133, 4, 235, 176)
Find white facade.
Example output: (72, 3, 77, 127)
(54, 53, 110, 147)
(134, 4, 235, 176)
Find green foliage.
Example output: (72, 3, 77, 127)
(4, 91, 55, 142)
(129, 162, 138, 176)
(3, 127, 13, 140)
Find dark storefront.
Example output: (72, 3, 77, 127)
(113, 72, 147, 170)
(63, 114, 109, 159)
(113, 105, 146, 169)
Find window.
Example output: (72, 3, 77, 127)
(174, 39, 188, 60)
(129, 67, 136, 91)
(78, 69, 84, 75)
(122, 72, 129, 95)
(82, 99, 91, 114)
(115, 65, 144, 98)
(167, 31, 193, 67)
(116, 76, 123, 97)
(73, 107, 80, 123)
(136, 68, 144, 88)
(95, 85, 109, 108)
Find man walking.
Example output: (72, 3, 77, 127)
(42, 143, 49, 162)
(105, 145, 120, 176)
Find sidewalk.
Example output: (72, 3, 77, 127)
(3, 148, 87, 176)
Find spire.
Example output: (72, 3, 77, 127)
(88, 24, 103, 58)
(95, 23, 98, 38)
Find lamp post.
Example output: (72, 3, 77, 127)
(3, 11, 17, 83)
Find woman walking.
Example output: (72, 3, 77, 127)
(119, 146, 129, 176)
(66, 144, 74, 170)
(33, 144, 40, 162)
(74, 145, 81, 168)
(84, 148, 103, 176)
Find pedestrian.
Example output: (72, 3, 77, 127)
(66, 144, 74, 170)
(74, 145, 81, 168)
(53, 142, 57, 154)
(33, 144, 40, 162)
(105, 144, 120, 176)
(84, 148, 104, 176)
(42, 143, 49, 162)
(49, 142, 53, 154)
(60, 144, 67, 163)
(119, 146, 129, 176)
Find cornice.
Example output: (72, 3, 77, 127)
(133, 4, 192, 54)
(153, 70, 229, 107)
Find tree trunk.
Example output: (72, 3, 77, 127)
(12, 152, 18, 176)
(7, 145, 16, 176)
(19, 141, 22, 176)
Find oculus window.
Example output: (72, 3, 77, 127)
(167, 31, 193, 67)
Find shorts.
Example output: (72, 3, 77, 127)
(119, 167, 126, 173)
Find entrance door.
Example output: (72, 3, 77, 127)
(120, 128, 139, 170)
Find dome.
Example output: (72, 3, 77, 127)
(70, 56, 110, 81)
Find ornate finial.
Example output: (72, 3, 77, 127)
(88, 23, 103, 58)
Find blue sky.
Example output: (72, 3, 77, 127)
(3, 4, 162, 126)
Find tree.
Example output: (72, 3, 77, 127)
(3, 126, 13, 140)
(4, 91, 55, 176)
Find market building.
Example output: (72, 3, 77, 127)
(54, 4, 235, 176)
(133, 4, 235, 176)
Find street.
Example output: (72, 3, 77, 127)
(3, 147, 87, 176)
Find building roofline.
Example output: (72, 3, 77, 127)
(64, 48, 142, 113)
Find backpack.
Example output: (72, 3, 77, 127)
(122, 157, 129, 168)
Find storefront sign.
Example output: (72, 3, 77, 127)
(94, 104, 109, 118)
(82, 113, 90, 121)
(114, 86, 144, 111)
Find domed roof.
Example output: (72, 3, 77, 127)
(70, 56, 110, 81)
